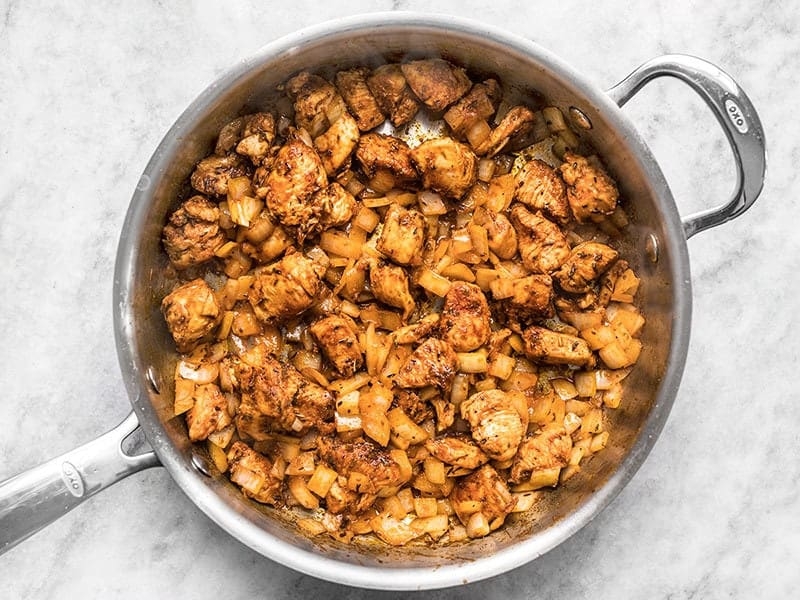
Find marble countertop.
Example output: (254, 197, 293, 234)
(1, 2, 796, 598)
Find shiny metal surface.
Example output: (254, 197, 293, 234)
(0, 412, 158, 554)
(0, 12, 766, 590)
(607, 54, 767, 239)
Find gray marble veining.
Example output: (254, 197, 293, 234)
(1, 1, 797, 598)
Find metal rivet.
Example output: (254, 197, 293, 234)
(645, 233, 660, 263)
(191, 450, 213, 477)
(568, 106, 593, 130)
(145, 366, 161, 394)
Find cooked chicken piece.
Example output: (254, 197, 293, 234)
(161, 278, 221, 352)
(425, 433, 489, 470)
(248, 251, 325, 322)
(509, 204, 571, 273)
(410, 137, 477, 200)
(474, 105, 537, 157)
(162, 195, 226, 269)
(369, 260, 416, 320)
(515, 158, 570, 224)
(394, 337, 459, 390)
(314, 112, 360, 176)
(439, 282, 491, 352)
(392, 389, 434, 424)
(400, 58, 471, 112)
(554, 241, 619, 294)
(375, 204, 425, 266)
(235, 113, 277, 165)
(430, 397, 456, 432)
(234, 392, 273, 441)
(522, 325, 593, 367)
(215, 112, 276, 160)
(284, 71, 346, 137)
(501, 274, 554, 320)
(355, 132, 419, 185)
(309, 314, 363, 377)
(510, 424, 573, 484)
(234, 355, 335, 435)
(460, 389, 528, 462)
(335, 67, 385, 131)
(313, 182, 357, 229)
(366, 64, 420, 127)
(479, 210, 517, 259)
(227, 441, 282, 505)
(190, 153, 251, 197)
(443, 79, 501, 138)
(559, 151, 619, 223)
(318, 437, 411, 495)
(390, 313, 440, 345)
(185, 383, 231, 442)
(262, 131, 328, 236)
(449, 464, 516, 526)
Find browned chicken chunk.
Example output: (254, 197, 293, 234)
(400, 58, 471, 112)
(312, 182, 357, 230)
(439, 282, 491, 352)
(479, 210, 517, 259)
(509, 204, 571, 273)
(375, 204, 425, 266)
(234, 392, 273, 441)
(262, 131, 328, 236)
(314, 112, 360, 176)
(190, 153, 251, 197)
(522, 325, 593, 367)
(309, 314, 364, 377)
(425, 433, 489, 470)
(411, 137, 477, 200)
(318, 437, 411, 495)
(227, 441, 282, 505)
(335, 67, 385, 131)
(559, 152, 619, 223)
(369, 260, 416, 320)
(366, 64, 420, 127)
(554, 241, 619, 294)
(394, 337, 459, 389)
(162, 195, 225, 269)
(393, 389, 434, 424)
(510, 424, 573, 484)
(355, 132, 419, 185)
(161, 278, 220, 352)
(515, 158, 570, 224)
(449, 464, 516, 527)
(474, 105, 537, 157)
(248, 251, 325, 322)
(234, 355, 335, 435)
(501, 273, 554, 320)
(186, 383, 231, 442)
(443, 79, 501, 138)
(215, 112, 276, 161)
(284, 71, 346, 137)
(460, 389, 528, 462)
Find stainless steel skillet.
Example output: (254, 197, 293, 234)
(0, 12, 765, 591)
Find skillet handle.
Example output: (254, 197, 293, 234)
(606, 54, 766, 239)
(0, 411, 159, 555)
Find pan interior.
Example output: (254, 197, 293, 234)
(114, 13, 690, 588)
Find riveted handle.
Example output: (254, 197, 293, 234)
(0, 412, 159, 555)
(607, 54, 766, 239)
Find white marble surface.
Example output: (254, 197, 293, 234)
(0, 1, 797, 598)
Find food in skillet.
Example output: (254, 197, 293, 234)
(159, 57, 645, 546)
